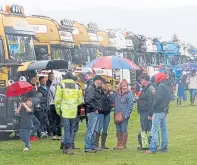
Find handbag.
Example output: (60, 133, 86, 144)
(114, 92, 128, 124)
(114, 111, 123, 124)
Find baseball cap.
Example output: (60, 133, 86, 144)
(93, 75, 107, 84)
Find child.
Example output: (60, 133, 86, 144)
(16, 98, 33, 151)
(177, 78, 185, 106)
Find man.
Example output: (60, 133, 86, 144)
(55, 72, 83, 155)
(84, 75, 105, 153)
(46, 72, 55, 89)
(37, 76, 50, 137)
(186, 69, 197, 105)
(145, 72, 172, 154)
(137, 75, 155, 132)
(167, 68, 176, 100)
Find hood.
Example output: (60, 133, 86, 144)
(51, 78, 61, 86)
(154, 72, 167, 84)
(61, 79, 75, 84)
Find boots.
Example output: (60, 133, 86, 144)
(95, 132, 100, 148)
(60, 141, 64, 150)
(62, 147, 74, 155)
(113, 132, 124, 150)
(101, 133, 109, 149)
(122, 133, 128, 149)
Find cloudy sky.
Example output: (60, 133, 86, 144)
(1, 0, 197, 46)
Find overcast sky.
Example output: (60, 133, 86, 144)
(1, 0, 197, 46)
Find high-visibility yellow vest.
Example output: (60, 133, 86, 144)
(54, 79, 83, 119)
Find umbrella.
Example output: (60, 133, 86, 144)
(6, 81, 33, 97)
(85, 56, 140, 70)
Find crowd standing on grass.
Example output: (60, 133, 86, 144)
(17, 68, 196, 154)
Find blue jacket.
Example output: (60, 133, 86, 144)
(114, 91, 133, 119)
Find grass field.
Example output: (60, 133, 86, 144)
(0, 101, 196, 165)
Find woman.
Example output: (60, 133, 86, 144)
(94, 84, 115, 149)
(114, 79, 133, 150)
(48, 79, 61, 140)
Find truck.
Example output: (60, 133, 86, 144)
(72, 21, 100, 64)
(26, 16, 76, 66)
(0, 4, 37, 137)
(97, 30, 116, 56)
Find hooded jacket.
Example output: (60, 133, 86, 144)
(54, 79, 83, 119)
(152, 79, 172, 113)
(137, 83, 155, 115)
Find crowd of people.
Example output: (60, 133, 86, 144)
(17, 68, 197, 155)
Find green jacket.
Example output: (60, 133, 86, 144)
(54, 79, 83, 119)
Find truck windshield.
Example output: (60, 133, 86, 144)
(51, 47, 72, 62)
(6, 35, 36, 61)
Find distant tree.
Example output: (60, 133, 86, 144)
(187, 43, 196, 49)
(171, 33, 180, 43)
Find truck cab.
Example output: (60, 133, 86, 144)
(26, 16, 75, 66)
(72, 22, 100, 65)
(97, 30, 116, 56)
(162, 42, 181, 65)
(0, 4, 37, 137)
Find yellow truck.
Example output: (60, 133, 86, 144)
(0, 4, 37, 137)
(97, 30, 116, 56)
(72, 21, 101, 65)
(26, 16, 75, 65)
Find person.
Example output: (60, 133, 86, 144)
(48, 79, 61, 140)
(137, 75, 155, 132)
(94, 84, 114, 149)
(177, 77, 185, 106)
(37, 76, 50, 137)
(145, 72, 172, 154)
(168, 69, 176, 100)
(46, 72, 55, 89)
(16, 98, 33, 151)
(54, 72, 83, 155)
(25, 77, 40, 141)
(84, 70, 94, 127)
(84, 75, 105, 153)
(186, 69, 197, 105)
(114, 79, 133, 150)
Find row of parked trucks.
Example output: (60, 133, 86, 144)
(0, 4, 196, 137)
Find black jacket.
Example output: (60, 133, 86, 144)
(46, 80, 52, 88)
(84, 84, 102, 113)
(137, 83, 155, 115)
(37, 86, 48, 111)
(152, 79, 172, 113)
(99, 91, 112, 116)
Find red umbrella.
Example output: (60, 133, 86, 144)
(6, 81, 33, 97)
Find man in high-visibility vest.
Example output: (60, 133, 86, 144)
(54, 72, 83, 155)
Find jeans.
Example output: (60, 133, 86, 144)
(140, 112, 152, 132)
(62, 118, 75, 148)
(116, 118, 129, 133)
(95, 113, 110, 134)
(189, 89, 197, 104)
(19, 129, 31, 148)
(84, 112, 99, 151)
(49, 105, 61, 136)
(31, 115, 40, 136)
(70, 116, 80, 148)
(149, 112, 168, 153)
